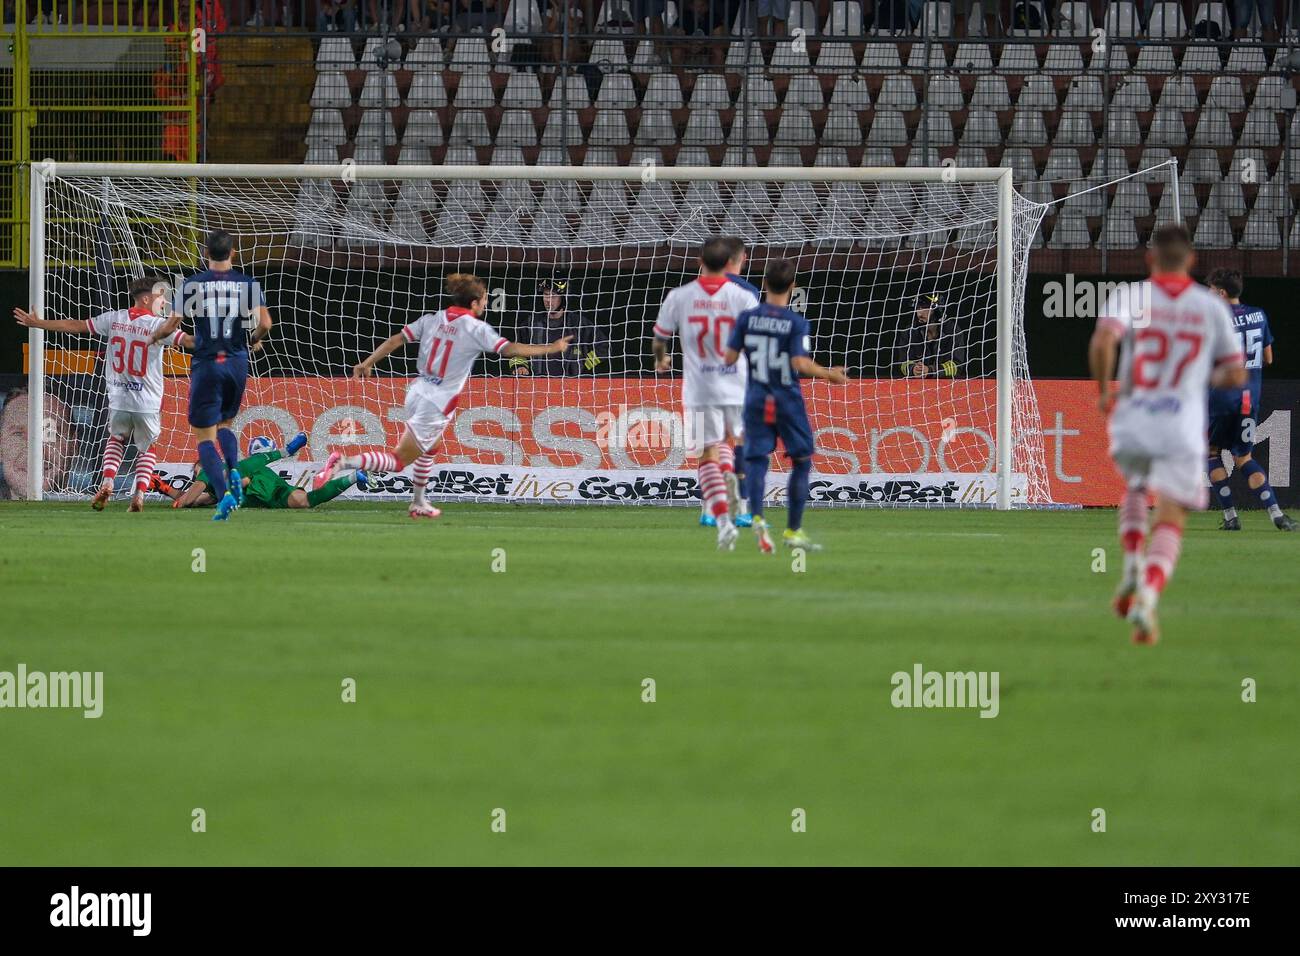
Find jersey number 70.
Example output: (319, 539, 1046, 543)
(687, 315, 734, 358)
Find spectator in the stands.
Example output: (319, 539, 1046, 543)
(894, 293, 968, 380)
(513, 278, 609, 378)
(757, 0, 789, 35)
(632, 0, 669, 34)
(1233, 0, 1279, 41)
(319, 0, 359, 31)
(672, 0, 728, 65)
(452, 0, 503, 31)
(366, 0, 410, 30)
(954, 0, 999, 36)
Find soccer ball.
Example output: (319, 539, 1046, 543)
(248, 435, 277, 455)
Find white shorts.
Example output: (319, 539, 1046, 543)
(107, 408, 161, 451)
(403, 380, 453, 453)
(684, 404, 743, 457)
(1112, 451, 1208, 511)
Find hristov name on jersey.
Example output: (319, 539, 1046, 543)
(49, 886, 151, 936)
(0, 664, 103, 718)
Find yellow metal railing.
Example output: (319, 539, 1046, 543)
(1, 0, 198, 267)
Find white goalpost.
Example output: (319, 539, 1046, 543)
(26, 161, 1049, 510)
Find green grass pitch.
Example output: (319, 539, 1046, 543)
(0, 501, 1296, 866)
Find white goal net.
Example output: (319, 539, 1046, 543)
(27, 163, 1050, 508)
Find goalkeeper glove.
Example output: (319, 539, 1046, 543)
(941, 360, 958, 378)
(583, 350, 601, 371)
(899, 361, 912, 376)
(507, 356, 529, 369)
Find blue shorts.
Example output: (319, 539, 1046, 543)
(188, 353, 249, 428)
(743, 392, 814, 461)
(1208, 410, 1254, 459)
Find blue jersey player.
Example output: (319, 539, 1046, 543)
(1204, 269, 1295, 531)
(154, 230, 273, 521)
(724, 258, 847, 554)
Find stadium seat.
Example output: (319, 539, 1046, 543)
(1112, 180, 1151, 216)
(726, 41, 763, 71)
(1253, 76, 1285, 111)
(442, 147, 480, 167)
(590, 110, 632, 146)
(914, 1, 952, 35)
(1193, 209, 1234, 249)
(631, 40, 666, 74)
(306, 109, 347, 146)
(315, 37, 355, 72)
(1209, 178, 1248, 216)
(311, 72, 352, 111)
(771, 40, 813, 74)
(970, 75, 1011, 110)
(817, 147, 851, 168)
(921, 111, 956, 146)
(1256, 180, 1293, 215)
(1147, 109, 1188, 147)
(1054, 1, 1093, 35)
(773, 108, 816, 146)
(953, 43, 995, 73)
(815, 42, 859, 75)
(682, 110, 726, 146)
(354, 110, 397, 146)
(1042, 44, 1086, 76)
(1184, 149, 1223, 183)
(770, 147, 805, 167)
(1156, 178, 1199, 217)
(1134, 45, 1177, 74)
(454, 73, 496, 109)
(1056, 112, 1095, 147)
(830, 75, 872, 109)
(406, 72, 448, 109)
(1180, 43, 1221, 73)
(862, 147, 895, 168)
(448, 110, 493, 147)
(785, 75, 825, 110)
(1064, 76, 1104, 111)
(1225, 43, 1268, 73)
(405, 37, 444, 72)
(860, 43, 904, 73)
(906, 41, 947, 74)
(1001, 147, 1038, 181)
(1008, 110, 1049, 146)
(731, 109, 772, 146)
(304, 144, 339, 165)
(1017, 75, 1057, 110)
(1102, 213, 1139, 248)
(643, 74, 684, 110)
(1098, 43, 1132, 74)
(1106, 110, 1142, 147)
(1047, 210, 1092, 248)
(402, 110, 443, 147)
(866, 111, 909, 146)
(927, 74, 963, 111)
(596, 73, 638, 110)
(1206, 76, 1246, 111)
(1103, 2, 1139, 37)
(588, 39, 630, 71)
(549, 75, 593, 111)
(496, 111, 538, 148)
(690, 74, 733, 110)
(1091, 148, 1130, 180)
(1240, 109, 1280, 147)
(1231, 148, 1270, 184)
(583, 146, 620, 166)
(1240, 208, 1281, 249)
(878, 75, 918, 110)
(1042, 148, 1083, 182)
(788, 1, 819, 33)
(1110, 76, 1152, 111)
(1156, 76, 1197, 111)
(503, 0, 544, 30)
(501, 72, 544, 109)
(358, 72, 399, 109)
(1191, 109, 1233, 148)
(1147, 1, 1187, 38)
(828, 0, 863, 35)
(448, 37, 492, 72)
(540, 110, 584, 146)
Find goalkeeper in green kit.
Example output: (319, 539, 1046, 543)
(167, 432, 367, 510)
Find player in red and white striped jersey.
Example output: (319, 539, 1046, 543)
(652, 237, 759, 551)
(1089, 224, 1246, 645)
(312, 273, 571, 518)
(14, 276, 181, 511)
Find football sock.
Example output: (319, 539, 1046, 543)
(787, 457, 812, 532)
(133, 451, 157, 493)
(101, 434, 125, 481)
(699, 459, 729, 518)
(1241, 459, 1283, 520)
(1143, 521, 1183, 595)
(745, 452, 769, 519)
(217, 427, 240, 470)
(1118, 489, 1147, 584)
(716, 443, 735, 473)
(1207, 455, 1235, 518)
(198, 440, 228, 500)
(307, 474, 354, 508)
(357, 450, 401, 473)
(412, 454, 436, 505)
